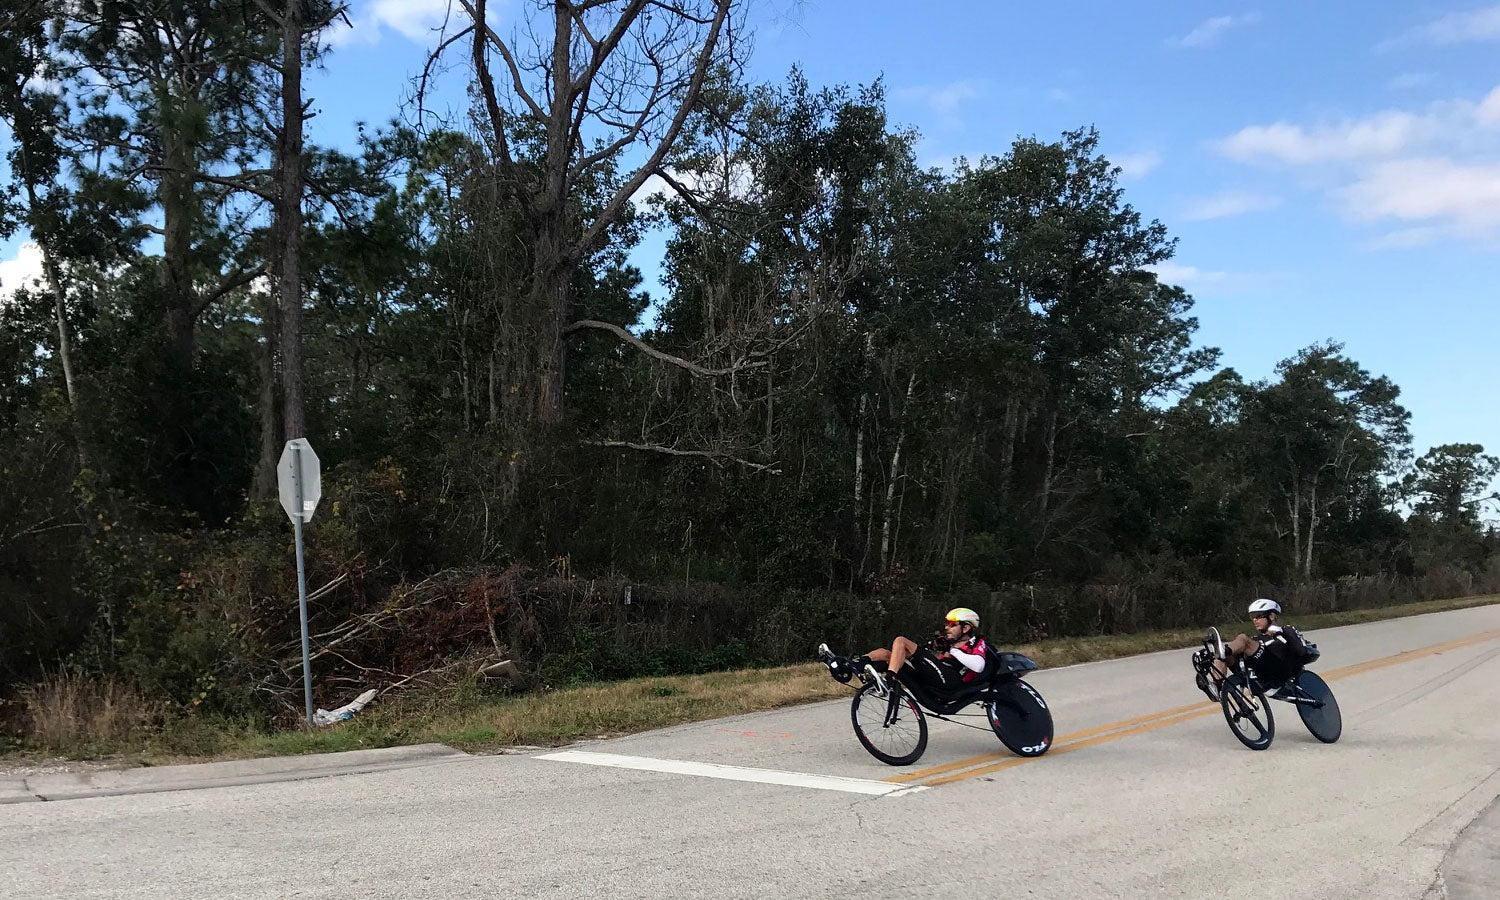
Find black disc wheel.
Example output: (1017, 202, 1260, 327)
(851, 681, 928, 766)
(986, 679, 1054, 757)
(1220, 672, 1275, 750)
(1294, 671, 1341, 743)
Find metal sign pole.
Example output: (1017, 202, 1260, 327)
(293, 445, 314, 727)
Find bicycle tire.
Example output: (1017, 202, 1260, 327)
(851, 681, 928, 766)
(986, 679, 1054, 757)
(1294, 671, 1341, 743)
(1220, 672, 1274, 750)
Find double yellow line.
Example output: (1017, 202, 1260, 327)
(886, 626, 1500, 788)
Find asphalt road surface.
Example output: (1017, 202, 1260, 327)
(6, 604, 1500, 899)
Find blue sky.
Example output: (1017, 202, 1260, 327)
(4, 1, 1498, 504)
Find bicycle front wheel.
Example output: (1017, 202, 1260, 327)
(851, 682, 928, 766)
(1220, 673, 1274, 750)
(986, 679, 1054, 757)
(1294, 671, 1341, 743)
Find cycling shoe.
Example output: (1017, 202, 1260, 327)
(1195, 671, 1221, 702)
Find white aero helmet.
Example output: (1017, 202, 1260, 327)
(1248, 598, 1282, 616)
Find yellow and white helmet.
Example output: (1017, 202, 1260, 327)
(945, 607, 980, 626)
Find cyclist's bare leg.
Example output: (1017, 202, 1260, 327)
(861, 636, 918, 679)
(1213, 634, 1258, 677)
(886, 636, 919, 676)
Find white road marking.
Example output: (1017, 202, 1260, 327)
(537, 750, 925, 797)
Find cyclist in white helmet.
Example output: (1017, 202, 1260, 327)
(1199, 598, 1312, 698)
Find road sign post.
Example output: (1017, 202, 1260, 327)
(277, 438, 321, 726)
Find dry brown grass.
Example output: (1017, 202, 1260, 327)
(18, 670, 156, 752)
(8, 592, 1498, 763)
(360, 663, 851, 752)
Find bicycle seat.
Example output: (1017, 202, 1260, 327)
(986, 650, 1039, 678)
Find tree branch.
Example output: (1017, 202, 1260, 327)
(589, 440, 780, 473)
(571, 0, 731, 259)
(196, 264, 267, 316)
(457, 0, 547, 120)
(462, 0, 534, 222)
(563, 318, 764, 377)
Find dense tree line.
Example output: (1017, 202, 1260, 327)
(1, 2, 1496, 713)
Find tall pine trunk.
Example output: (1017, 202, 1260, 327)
(880, 372, 917, 572)
(998, 395, 1017, 510)
(251, 289, 280, 500)
(530, 223, 570, 427)
(1303, 477, 1318, 579)
(1038, 409, 1059, 520)
(160, 131, 197, 369)
(275, 0, 306, 440)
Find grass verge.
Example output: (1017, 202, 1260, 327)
(6, 592, 1497, 766)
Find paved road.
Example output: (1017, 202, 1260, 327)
(5, 605, 1500, 899)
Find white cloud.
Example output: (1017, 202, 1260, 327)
(629, 162, 755, 211)
(1382, 4, 1500, 49)
(330, 0, 455, 48)
(1217, 84, 1500, 245)
(1217, 112, 1429, 164)
(0, 242, 46, 302)
(1387, 72, 1436, 91)
(1181, 189, 1281, 221)
(1146, 262, 1230, 289)
(1113, 150, 1161, 180)
(896, 80, 982, 126)
(22, 59, 63, 95)
(1362, 226, 1445, 250)
(1340, 158, 1500, 229)
(1480, 86, 1500, 123)
(630, 173, 671, 209)
(1218, 87, 1500, 165)
(1170, 13, 1260, 49)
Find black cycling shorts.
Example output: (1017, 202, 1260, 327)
(906, 647, 964, 692)
(1246, 640, 1299, 685)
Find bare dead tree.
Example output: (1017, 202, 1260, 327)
(435, 0, 739, 429)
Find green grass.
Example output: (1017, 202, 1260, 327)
(7, 591, 1497, 766)
(1010, 591, 1500, 669)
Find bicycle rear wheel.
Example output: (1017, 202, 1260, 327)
(1294, 671, 1341, 743)
(851, 682, 928, 766)
(1220, 673, 1274, 750)
(986, 679, 1054, 757)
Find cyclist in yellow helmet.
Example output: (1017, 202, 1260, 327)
(855, 607, 989, 695)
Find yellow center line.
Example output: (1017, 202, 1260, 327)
(909, 626, 1500, 788)
(1321, 628, 1500, 682)
(922, 706, 1219, 787)
(885, 700, 1212, 784)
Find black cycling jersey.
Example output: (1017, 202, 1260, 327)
(1246, 624, 1310, 683)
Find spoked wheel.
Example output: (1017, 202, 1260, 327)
(1220, 672, 1274, 750)
(986, 679, 1054, 757)
(851, 681, 928, 766)
(1293, 671, 1341, 743)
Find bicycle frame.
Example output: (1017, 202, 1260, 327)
(892, 671, 1030, 717)
(1267, 676, 1329, 709)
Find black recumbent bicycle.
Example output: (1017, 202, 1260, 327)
(1190, 627, 1342, 750)
(817, 641, 1054, 766)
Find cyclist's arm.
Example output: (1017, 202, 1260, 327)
(1274, 625, 1309, 654)
(947, 644, 986, 673)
